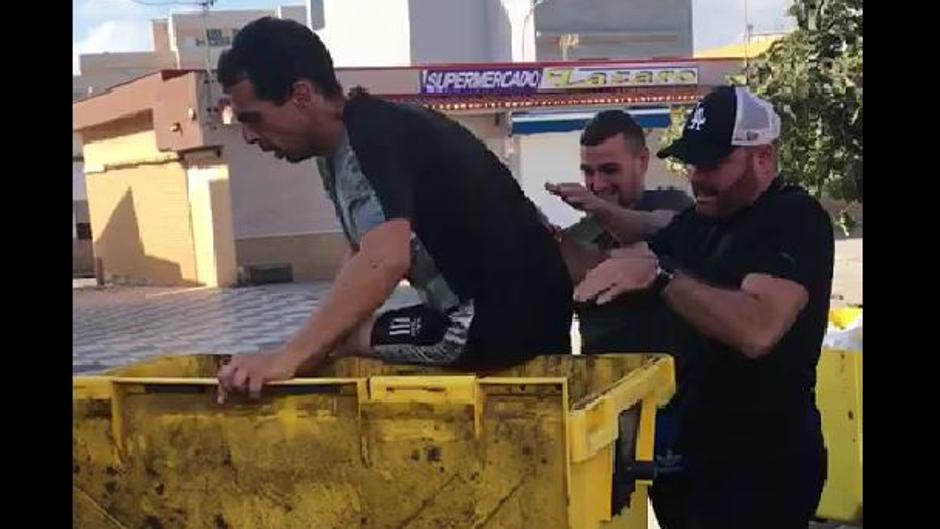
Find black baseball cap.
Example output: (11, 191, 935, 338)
(657, 86, 781, 166)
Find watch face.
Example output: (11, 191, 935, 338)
(654, 268, 673, 292)
(657, 254, 676, 275)
(563, 215, 605, 245)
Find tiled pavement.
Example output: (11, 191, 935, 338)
(73, 237, 861, 374)
(72, 281, 421, 373)
(831, 237, 862, 307)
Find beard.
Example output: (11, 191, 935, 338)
(694, 166, 765, 218)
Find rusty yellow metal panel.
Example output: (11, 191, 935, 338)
(73, 354, 675, 529)
(600, 485, 650, 529)
(816, 348, 863, 523)
(813, 307, 863, 524)
(73, 378, 122, 528)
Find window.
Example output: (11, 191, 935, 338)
(206, 28, 232, 47)
(207, 28, 224, 47)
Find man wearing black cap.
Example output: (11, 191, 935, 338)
(575, 86, 833, 529)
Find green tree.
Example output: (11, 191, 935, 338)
(753, 0, 862, 203)
(662, 0, 862, 231)
(660, 106, 692, 178)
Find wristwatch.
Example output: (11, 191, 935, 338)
(652, 254, 677, 293)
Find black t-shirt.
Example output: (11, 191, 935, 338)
(339, 95, 573, 368)
(648, 177, 834, 460)
(576, 189, 694, 353)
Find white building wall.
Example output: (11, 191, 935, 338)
(483, 0, 515, 62)
(218, 126, 339, 240)
(78, 51, 177, 76)
(73, 132, 89, 243)
(500, 0, 538, 62)
(170, 9, 276, 69)
(74, 7, 306, 96)
(73, 133, 88, 222)
(277, 5, 308, 25)
(408, 0, 489, 64)
(517, 132, 585, 228)
(318, 0, 411, 67)
(73, 161, 87, 202)
(534, 0, 693, 61)
(314, 0, 532, 65)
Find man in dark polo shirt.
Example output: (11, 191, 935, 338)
(575, 86, 833, 529)
(544, 109, 693, 353)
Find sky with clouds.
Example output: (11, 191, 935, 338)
(74, 0, 795, 75)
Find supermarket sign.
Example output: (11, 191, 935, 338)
(419, 63, 699, 95)
(421, 68, 542, 95)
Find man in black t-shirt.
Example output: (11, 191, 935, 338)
(543, 110, 693, 352)
(215, 18, 572, 402)
(575, 86, 833, 529)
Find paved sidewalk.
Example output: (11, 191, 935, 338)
(831, 237, 862, 307)
(73, 281, 420, 373)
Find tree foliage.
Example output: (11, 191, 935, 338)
(662, 0, 862, 229)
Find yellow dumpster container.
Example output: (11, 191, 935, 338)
(829, 307, 862, 329)
(73, 353, 675, 529)
(815, 308, 863, 523)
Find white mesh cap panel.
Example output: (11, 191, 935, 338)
(731, 86, 781, 146)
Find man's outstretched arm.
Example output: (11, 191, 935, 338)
(217, 219, 412, 401)
(546, 182, 675, 244)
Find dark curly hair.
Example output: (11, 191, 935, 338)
(580, 110, 647, 153)
(217, 17, 342, 104)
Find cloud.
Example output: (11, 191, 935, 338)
(73, 19, 154, 75)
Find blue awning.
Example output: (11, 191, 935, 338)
(511, 107, 671, 135)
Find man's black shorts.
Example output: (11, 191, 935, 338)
(371, 301, 474, 365)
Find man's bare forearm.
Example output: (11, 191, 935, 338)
(595, 204, 674, 245)
(283, 249, 405, 368)
(662, 273, 776, 359)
